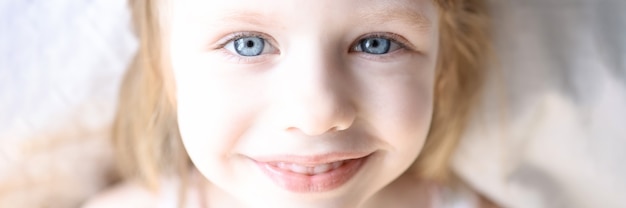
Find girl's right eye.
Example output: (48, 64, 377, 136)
(224, 36, 276, 57)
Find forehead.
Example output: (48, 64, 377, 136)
(170, 0, 437, 31)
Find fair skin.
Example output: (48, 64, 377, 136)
(87, 0, 441, 207)
(172, 0, 438, 207)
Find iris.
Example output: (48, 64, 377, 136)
(234, 37, 265, 56)
(358, 37, 391, 54)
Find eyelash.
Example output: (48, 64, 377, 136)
(213, 32, 413, 63)
(350, 33, 413, 60)
(213, 32, 278, 64)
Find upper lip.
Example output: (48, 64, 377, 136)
(250, 152, 373, 165)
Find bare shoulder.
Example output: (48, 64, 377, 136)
(82, 181, 159, 208)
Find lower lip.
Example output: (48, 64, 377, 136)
(253, 156, 370, 193)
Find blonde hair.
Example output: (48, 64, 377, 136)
(113, 0, 490, 191)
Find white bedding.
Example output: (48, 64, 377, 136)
(453, 1, 626, 207)
(0, 0, 624, 207)
(0, 0, 135, 207)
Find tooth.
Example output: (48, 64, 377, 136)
(277, 162, 289, 169)
(272, 160, 347, 175)
(289, 163, 309, 174)
(331, 161, 344, 169)
(313, 164, 332, 174)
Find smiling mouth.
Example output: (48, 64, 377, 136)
(251, 153, 373, 193)
(268, 160, 346, 175)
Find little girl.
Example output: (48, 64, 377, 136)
(87, 0, 493, 207)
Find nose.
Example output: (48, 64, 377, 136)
(270, 45, 356, 136)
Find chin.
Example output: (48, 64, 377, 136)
(232, 178, 376, 208)
(240, 195, 360, 208)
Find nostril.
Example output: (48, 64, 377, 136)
(285, 122, 347, 136)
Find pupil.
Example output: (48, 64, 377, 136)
(371, 40, 379, 48)
(359, 38, 390, 54)
(246, 40, 255, 48)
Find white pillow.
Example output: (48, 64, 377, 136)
(453, 1, 626, 207)
(0, 0, 136, 207)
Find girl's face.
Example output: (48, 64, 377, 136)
(169, 0, 439, 207)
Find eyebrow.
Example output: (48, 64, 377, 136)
(214, 11, 282, 28)
(213, 7, 432, 31)
(356, 7, 433, 31)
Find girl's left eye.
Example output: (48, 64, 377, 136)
(353, 37, 403, 55)
(224, 36, 276, 56)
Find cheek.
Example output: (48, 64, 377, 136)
(175, 76, 228, 173)
(391, 80, 433, 158)
(357, 60, 435, 159)
(382, 82, 432, 155)
(172, 53, 263, 175)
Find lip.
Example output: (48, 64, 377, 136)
(251, 152, 373, 193)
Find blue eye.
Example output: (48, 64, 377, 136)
(233, 37, 266, 56)
(357, 37, 391, 54)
